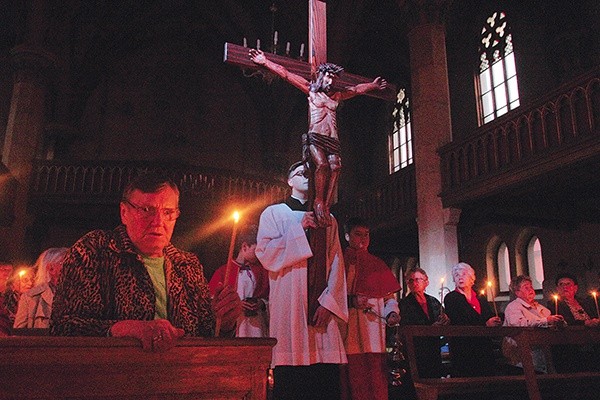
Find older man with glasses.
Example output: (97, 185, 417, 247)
(51, 172, 241, 351)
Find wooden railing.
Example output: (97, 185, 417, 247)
(342, 164, 417, 226)
(439, 68, 600, 207)
(0, 336, 276, 399)
(399, 325, 600, 400)
(29, 160, 289, 206)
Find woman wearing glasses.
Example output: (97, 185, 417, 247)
(400, 267, 449, 378)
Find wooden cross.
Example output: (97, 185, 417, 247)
(223, 0, 396, 102)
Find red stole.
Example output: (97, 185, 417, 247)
(344, 247, 401, 298)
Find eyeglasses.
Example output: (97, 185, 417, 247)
(290, 169, 308, 179)
(123, 199, 180, 221)
(407, 277, 427, 283)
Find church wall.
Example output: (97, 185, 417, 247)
(458, 221, 600, 300)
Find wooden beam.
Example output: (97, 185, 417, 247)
(224, 42, 397, 102)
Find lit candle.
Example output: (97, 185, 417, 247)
(18, 269, 26, 292)
(439, 277, 446, 316)
(274, 31, 278, 46)
(487, 280, 499, 318)
(256, 39, 261, 50)
(592, 291, 599, 318)
(553, 294, 559, 315)
(215, 210, 241, 336)
(243, 37, 247, 48)
(285, 42, 290, 55)
(299, 43, 304, 58)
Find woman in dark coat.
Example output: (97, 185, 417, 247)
(444, 262, 501, 377)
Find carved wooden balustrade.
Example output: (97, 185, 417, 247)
(341, 164, 417, 227)
(439, 68, 600, 207)
(29, 161, 288, 207)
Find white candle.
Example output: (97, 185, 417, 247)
(299, 43, 304, 57)
(243, 37, 247, 48)
(286, 42, 290, 54)
(256, 39, 261, 50)
(274, 31, 278, 45)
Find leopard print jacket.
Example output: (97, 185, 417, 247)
(50, 225, 215, 337)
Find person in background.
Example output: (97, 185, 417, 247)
(2, 265, 35, 326)
(14, 247, 68, 329)
(0, 263, 13, 336)
(341, 217, 400, 400)
(400, 267, 450, 378)
(51, 172, 241, 352)
(444, 262, 501, 377)
(256, 161, 348, 400)
(503, 275, 566, 373)
(549, 272, 599, 372)
(209, 224, 269, 337)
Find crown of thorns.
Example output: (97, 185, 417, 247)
(317, 63, 344, 75)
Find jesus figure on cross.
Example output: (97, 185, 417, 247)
(249, 48, 388, 226)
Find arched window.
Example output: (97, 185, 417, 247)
(388, 89, 413, 173)
(477, 11, 520, 125)
(527, 236, 544, 290)
(497, 242, 511, 292)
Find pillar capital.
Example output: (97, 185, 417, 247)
(397, 0, 452, 29)
(10, 44, 58, 85)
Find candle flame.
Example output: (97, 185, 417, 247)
(553, 294, 559, 301)
(480, 289, 485, 295)
(440, 277, 445, 283)
(487, 281, 492, 287)
(592, 291, 597, 298)
(232, 211, 240, 223)
(18, 270, 26, 278)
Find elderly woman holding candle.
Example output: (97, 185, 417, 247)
(503, 275, 566, 373)
(551, 272, 599, 327)
(549, 272, 600, 373)
(444, 262, 501, 377)
(400, 267, 449, 378)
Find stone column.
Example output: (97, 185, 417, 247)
(1, 45, 57, 259)
(404, 1, 461, 287)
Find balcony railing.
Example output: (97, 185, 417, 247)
(29, 161, 289, 206)
(439, 68, 600, 207)
(342, 164, 417, 227)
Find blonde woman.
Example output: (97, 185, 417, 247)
(13, 248, 68, 329)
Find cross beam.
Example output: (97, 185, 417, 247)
(224, 42, 396, 102)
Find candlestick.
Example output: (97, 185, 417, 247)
(439, 277, 446, 315)
(215, 210, 241, 336)
(487, 280, 499, 318)
(592, 291, 599, 318)
(553, 294, 559, 315)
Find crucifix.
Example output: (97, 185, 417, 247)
(224, 0, 395, 322)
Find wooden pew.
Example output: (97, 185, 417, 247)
(0, 336, 275, 399)
(399, 325, 600, 400)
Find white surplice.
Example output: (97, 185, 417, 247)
(256, 203, 348, 367)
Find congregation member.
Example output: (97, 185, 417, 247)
(0, 263, 13, 335)
(51, 172, 241, 352)
(400, 267, 450, 378)
(341, 217, 400, 400)
(256, 161, 348, 400)
(550, 272, 600, 372)
(14, 247, 68, 329)
(209, 224, 269, 337)
(2, 265, 35, 326)
(503, 275, 566, 373)
(444, 262, 501, 377)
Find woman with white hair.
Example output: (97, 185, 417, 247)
(13, 248, 68, 329)
(444, 262, 502, 377)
